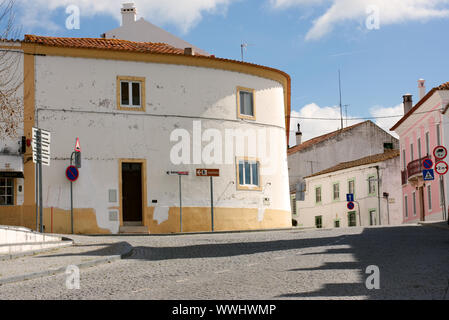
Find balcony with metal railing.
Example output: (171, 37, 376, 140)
(406, 155, 431, 181)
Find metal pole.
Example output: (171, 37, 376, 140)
(70, 152, 74, 234)
(38, 161, 43, 233)
(210, 176, 214, 232)
(386, 197, 390, 225)
(355, 200, 362, 227)
(35, 161, 39, 232)
(179, 175, 182, 233)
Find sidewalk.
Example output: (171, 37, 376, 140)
(0, 235, 133, 285)
(418, 220, 449, 231)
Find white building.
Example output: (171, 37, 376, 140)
(297, 150, 402, 229)
(103, 3, 209, 56)
(0, 34, 292, 234)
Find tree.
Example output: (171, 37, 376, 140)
(0, 0, 22, 143)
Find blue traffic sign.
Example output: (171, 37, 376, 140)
(422, 158, 433, 169)
(66, 165, 79, 182)
(422, 169, 435, 181)
(346, 194, 354, 202)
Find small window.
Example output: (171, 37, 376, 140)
(334, 220, 340, 228)
(237, 159, 260, 189)
(117, 76, 145, 111)
(333, 183, 340, 200)
(368, 176, 376, 195)
(404, 195, 408, 218)
(315, 187, 322, 204)
(315, 216, 322, 229)
(0, 178, 14, 206)
(417, 138, 422, 158)
(348, 180, 355, 196)
(412, 192, 417, 216)
(427, 185, 432, 211)
(425, 132, 430, 155)
(384, 142, 394, 150)
(237, 87, 255, 119)
(410, 143, 414, 161)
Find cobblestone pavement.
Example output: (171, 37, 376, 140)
(0, 225, 448, 300)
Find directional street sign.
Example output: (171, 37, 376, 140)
(167, 171, 189, 176)
(196, 169, 220, 177)
(433, 146, 447, 160)
(435, 161, 449, 175)
(347, 201, 355, 210)
(423, 158, 433, 170)
(32, 127, 51, 166)
(346, 194, 354, 202)
(423, 169, 435, 181)
(66, 165, 79, 182)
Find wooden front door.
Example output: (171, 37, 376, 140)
(122, 162, 143, 223)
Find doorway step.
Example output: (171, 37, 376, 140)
(119, 226, 149, 234)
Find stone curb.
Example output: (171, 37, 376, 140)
(0, 241, 74, 262)
(0, 242, 134, 286)
(87, 227, 306, 237)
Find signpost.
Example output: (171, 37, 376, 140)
(196, 169, 220, 232)
(434, 157, 449, 224)
(32, 127, 51, 233)
(167, 171, 189, 232)
(68, 138, 81, 234)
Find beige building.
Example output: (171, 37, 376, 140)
(296, 150, 402, 229)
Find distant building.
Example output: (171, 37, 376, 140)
(103, 3, 209, 56)
(391, 80, 449, 223)
(288, 120, 399, 224)
(297, 150, 402, 228)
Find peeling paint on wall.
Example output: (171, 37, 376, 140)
(258, 208, 265, 222)
(154, 206, 170, 224)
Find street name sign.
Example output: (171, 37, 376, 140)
(32, 127, 51, 166)
(196, 169, 220, 177)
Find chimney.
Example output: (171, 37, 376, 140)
(418, 79, 426, 101)
(184, 47, 195, 56)
(296, 123, 302, 146)
(403, 94, 413, 114)
(121, 3, 137, 26)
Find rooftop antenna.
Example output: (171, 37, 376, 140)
(344, 104, 350, 127)
(338, 70, 343, 130)
(241, 42, 254, 62)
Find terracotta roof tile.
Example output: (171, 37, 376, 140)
(287, 120, 371, 155)
(391, 81, 449, 131)
(23, 35, 188, 55)
(305, 149, 399, 179)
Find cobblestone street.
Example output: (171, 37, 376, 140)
(0, 225, 448, 300)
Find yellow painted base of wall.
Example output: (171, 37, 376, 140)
(145, 207, 292, 234)
(0, 206, 110, 234)
(1, 206, 291, 235)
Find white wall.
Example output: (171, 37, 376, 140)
(34, 55, 290, 233)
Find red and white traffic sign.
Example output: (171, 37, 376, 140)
(433, 146, 447, 160)
(435, 161, 449, 175)
(196, 169, 220, 177)
(75, 137, 81, 152)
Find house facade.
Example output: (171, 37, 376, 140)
(288, 120, 399, 224)
(296, 150, 402, 229)
(0, 35, 292, 234)
(391, 80, 449, 223)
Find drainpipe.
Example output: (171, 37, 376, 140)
(376, 166, 382, 226)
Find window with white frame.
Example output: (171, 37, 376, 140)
(117, 76, 145, 110)
(333, 183, 340, 200)
(348, 179, 355, 196)
(368, 176, 376, 195)
(0, 178, 14, 206)
(315, 187, 322, 204)
(237, 159, 260, 188)
(237, 87, 255, 119)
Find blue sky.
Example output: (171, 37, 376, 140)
(14, 0, 449, 142)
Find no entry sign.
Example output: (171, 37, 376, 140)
(66, 165, 79, 182)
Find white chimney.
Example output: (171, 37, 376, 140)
(121, 3, 137, 26)
(418, 79, 426, 101)
(296, 123, 302, 146)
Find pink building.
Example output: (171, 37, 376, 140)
(391, 80, 449, 223)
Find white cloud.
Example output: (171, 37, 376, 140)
(16, 0, 234, 33)
(289, 102, 362, 145)
(289, 102, 403, 147)
(370, 103, 404, 138)
(270, 0, 449, 40)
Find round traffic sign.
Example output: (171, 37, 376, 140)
(435, 161, 449, 175)
(347, 201, 355, 210)
(66, 165, 79, 182)
(422, 158, 433, 169)
(433, 146, 447, 160)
